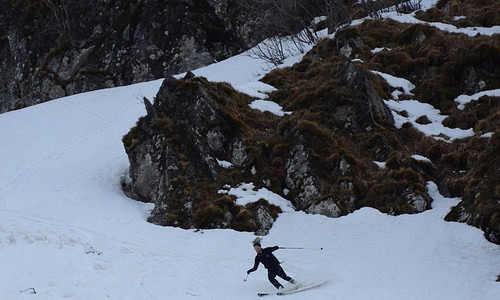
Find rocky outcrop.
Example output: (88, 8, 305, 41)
(122, 51, 432, 234)
(337, 61, 394, 130)
(121, 11, 499, 244)
(288, 56, 395, 209)
(284, 142, 320, 209)
(445, 134, 500, 244)
(308, 198, 342, 218)
(1, 0, 264, 113)
(123, 74, 282, 231)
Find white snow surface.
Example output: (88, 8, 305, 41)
(384, 99, 475, 141)
(371, 70, 415, 96)
(218, 183, 295, 213)
(2, 1, 500, 298)
(370, 47, 391, 54)
(249, 100, 292, 117)
(455, 88, 500, 110)
(379, 0, 500, 37)
(411, 154, 432, 163)
(216, 159, 234, 169)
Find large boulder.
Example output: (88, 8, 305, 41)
(123, 75, 277, 231)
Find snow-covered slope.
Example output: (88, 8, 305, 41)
(1, 1, 500, 298)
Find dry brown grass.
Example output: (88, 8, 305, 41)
(418, 0, 500, 28)
(443, 95, 500, 132)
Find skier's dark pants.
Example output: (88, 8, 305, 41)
(268, 266, 292, 289)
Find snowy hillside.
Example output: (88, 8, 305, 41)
(1, 1, 500, 299)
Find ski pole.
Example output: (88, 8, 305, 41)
(244, 273, 249, 282)
(280, 247, 323, 250)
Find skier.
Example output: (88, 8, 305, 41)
(247, 239, 295, 289)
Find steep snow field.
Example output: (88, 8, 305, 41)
(1, 1, 500, 298)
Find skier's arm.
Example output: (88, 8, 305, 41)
(268, 246, 279, 252)
(247, 257, 260, 274)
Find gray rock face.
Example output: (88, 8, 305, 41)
(124, 97, 181, 205)
(285, 143, 320, 209)
(230, 138, 252, 169)
(336, 61, 394, 132)
(307, 198, 342, 218)
(447, 202, 500, 245)
(207, 128, 226, 152)
(0, 0, 263, 113)
(253, 205, 275, 236)
(401, 188, 428, 213)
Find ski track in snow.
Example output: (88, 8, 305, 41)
(1, 1, 500, 299)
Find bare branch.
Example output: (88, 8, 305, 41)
(241, 0, 352, 65)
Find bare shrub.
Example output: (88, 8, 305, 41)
(241, 0, 352, 65)
(42, 0, 74, 38)
(358, 0, 383, 19)
(248, 36, 286, 66)
(394, 0, 422, 14)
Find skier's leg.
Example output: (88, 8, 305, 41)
(268, 271, 283, 289)
(277, 266, 295, 283)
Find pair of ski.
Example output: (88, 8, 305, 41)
(257, 281, 328, 297)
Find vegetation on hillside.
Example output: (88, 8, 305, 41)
(122, 0, 500, 244)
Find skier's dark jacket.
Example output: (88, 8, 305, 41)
(248, 246, 281, 273)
